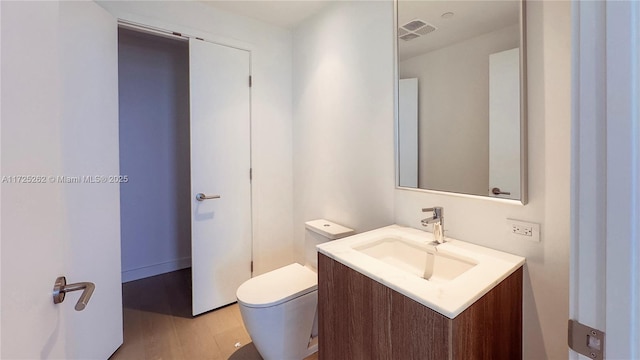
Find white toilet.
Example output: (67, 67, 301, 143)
(236, 219, 354, 360)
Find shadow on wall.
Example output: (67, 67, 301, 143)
(522, 265, 547, 358)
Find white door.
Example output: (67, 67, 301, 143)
(1, 1, 122, 359)
(488, 48, 520, 200)
(189, 39, 252, 316)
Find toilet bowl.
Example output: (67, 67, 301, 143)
(236, 219, 353, 360)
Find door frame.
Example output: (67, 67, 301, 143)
(115, 17, 255, 290)
(570, 1, 640, 358)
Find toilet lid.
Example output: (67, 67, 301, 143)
(236, 263, 317, 308)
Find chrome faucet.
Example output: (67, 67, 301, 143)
(421, 207, 445, 244)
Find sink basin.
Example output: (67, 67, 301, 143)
(316, 225, 525, 318)
(354, 237, 476, 283)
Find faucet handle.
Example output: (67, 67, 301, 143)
(422, 207, 443, 217)
(421, 207, 445, 244)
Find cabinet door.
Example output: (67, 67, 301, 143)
(451, 267, 522, 360)
(390, 292, 450, 359)
(320, 253, 451, 359)
(318, 254, 522, 359)
(318, 254, 392, 359)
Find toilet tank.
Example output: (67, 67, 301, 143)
(304, 219, 354, 270)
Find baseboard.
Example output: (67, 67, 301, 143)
(122, 257, 192, 283)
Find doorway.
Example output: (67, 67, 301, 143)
(117, 25, 253, 317)
(118, 27, 192, 285)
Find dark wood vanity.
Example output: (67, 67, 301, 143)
(318, 253, 523, 359)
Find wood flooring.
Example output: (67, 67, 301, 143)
(110, 268, 319, 360)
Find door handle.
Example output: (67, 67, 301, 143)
(53, 276, 95, 311)
(196, 193, 221, 201)
(491, 187, 511, 196)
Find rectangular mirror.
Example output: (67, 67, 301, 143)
(396, 0, 527, 204)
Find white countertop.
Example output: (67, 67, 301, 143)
(317, 225, 525, 319)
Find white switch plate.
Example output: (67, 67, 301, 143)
(507, 218, 540, 242)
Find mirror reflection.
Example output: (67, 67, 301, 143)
(397, 0, 525, 202)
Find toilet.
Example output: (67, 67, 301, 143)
(236, 219, 354, 360)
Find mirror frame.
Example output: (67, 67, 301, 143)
(393, 0, 528, 205)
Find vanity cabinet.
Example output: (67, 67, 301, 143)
(318, 253, 523, 359)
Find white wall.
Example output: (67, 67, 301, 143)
(118, 29, 191, 282)
(291, 1, 396, 262)
(396, 2, 571, 358)
(399, 25, 519, 195)
(97, 1, 294, 275)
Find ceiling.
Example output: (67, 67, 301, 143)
(198, 0, 519, 60)
(199, 0, 331, 29)
(398, 0, 520, 61)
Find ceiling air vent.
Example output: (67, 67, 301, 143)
(399, 33, 420, 41)
(398, 19, 437, 41)
(415, 24, 437, 36)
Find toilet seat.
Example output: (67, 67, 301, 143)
(236, 263, 317, 308)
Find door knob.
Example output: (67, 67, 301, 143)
(53, 276, 95, 311)
(196, 193, 221, 201)
(491, 187, 511, 196)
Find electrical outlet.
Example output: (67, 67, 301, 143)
(507, 219, 540, 242)
(512, 224, 532, 236)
